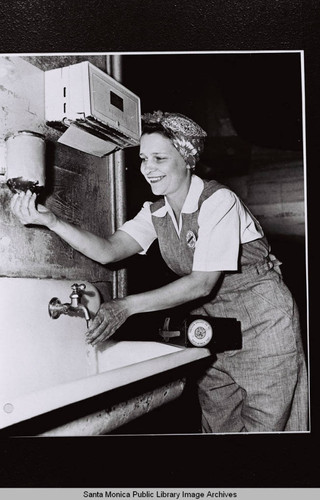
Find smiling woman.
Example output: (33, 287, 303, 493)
(10, 110, 308, 434)
(139, 111, 207, 220)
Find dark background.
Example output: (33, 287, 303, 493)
(123, 52, 303, 152)
(0, 0, 318, 490)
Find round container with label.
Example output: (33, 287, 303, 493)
(5, 130, 46, 193)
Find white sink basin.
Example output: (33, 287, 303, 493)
(0, 277, 211, 430)
(96, 339, 182, 372)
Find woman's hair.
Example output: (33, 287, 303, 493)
(141, 121, 174, 141)
(141, 111, 207, 168)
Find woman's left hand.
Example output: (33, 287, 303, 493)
(86, 298, 129, 346)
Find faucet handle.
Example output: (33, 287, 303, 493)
(70, 283, 86, 302)
(71, 283, 86, 293)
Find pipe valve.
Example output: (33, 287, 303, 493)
(48, 283, 91, 327)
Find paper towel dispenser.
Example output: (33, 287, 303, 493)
(45, 61, 141, 157)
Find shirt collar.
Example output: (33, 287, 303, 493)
(153, 175, 204, 218)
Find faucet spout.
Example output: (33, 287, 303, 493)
(70, 303, 91, 324)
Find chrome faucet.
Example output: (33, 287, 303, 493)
(48, 283, 91, 327)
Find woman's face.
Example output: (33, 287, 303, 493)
(139, 132, 190, 198)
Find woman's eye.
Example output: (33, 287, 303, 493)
(155, 156, 165, 161)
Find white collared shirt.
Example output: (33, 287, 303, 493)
(119, 175, 264, 271)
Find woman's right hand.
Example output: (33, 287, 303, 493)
(10, 190, 57, 229)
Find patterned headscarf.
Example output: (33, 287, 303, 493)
(142, 110, 207, 168)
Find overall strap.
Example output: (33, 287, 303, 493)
(150, 197, 165, 214)
(198, 179, 227, 207)
(150, 178, 227, 214)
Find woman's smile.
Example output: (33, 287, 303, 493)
(147, 175, 166, 184)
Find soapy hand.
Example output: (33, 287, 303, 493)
(86, 299, 130, 346)
(10, 190, 57, 229)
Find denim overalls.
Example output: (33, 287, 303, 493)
(151, 179, 308, 433)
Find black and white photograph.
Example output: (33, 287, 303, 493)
(0, 0, 319, 497)
(0, 51, 309, 439)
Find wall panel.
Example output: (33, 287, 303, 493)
(0, 56, 114, 293)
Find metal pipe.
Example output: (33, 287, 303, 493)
(111, 54, 123, 83)
(108, 152, 118, 299)
(105, 54, 112, 75)
(106, 54, 127, 298)
(114, 149, 127, 297)
(38, 379, 186, 436)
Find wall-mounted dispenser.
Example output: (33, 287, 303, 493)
(5, 130, 46, 193)
(45, 61, 141, 157)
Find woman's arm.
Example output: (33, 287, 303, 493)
(86, 270, 222, 346)
(48, 217, 144, 263)
(126, 270, 220, 314)
(10, 190, 143, 263)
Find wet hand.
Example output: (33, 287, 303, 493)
(10, 190, 57, 228)
(86, 299, 130, 346)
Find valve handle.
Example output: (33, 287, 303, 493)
(71, 283, 86, 292)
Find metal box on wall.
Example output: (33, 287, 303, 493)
(45, 61, 141, 156)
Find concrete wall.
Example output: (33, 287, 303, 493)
(0, 56, 115, 299)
